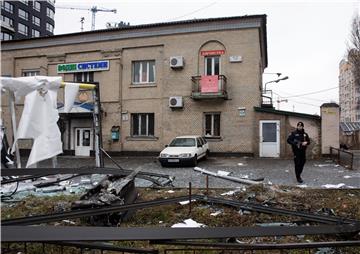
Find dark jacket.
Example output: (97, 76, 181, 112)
(287, 129, 310, 154)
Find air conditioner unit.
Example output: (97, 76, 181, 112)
(169, 96, 183, 108)
(170, 56, 184, 68)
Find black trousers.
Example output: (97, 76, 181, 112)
(293, 149, 306, 179)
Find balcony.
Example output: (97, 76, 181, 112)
(191, 75, 228, 100)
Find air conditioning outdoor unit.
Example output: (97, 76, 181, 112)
(170, 56, 184, 68)
(169, 96, 183, 108)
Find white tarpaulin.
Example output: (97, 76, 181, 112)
(0, 76, 63, 167)
(64, 82, 80, 113)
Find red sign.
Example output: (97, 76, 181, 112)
(201, 50, 225, 56)
(200, 75, 219, 93)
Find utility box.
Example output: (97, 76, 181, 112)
(111, 126, 120, 141)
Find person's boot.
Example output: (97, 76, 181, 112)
(297, 177, 304, 183)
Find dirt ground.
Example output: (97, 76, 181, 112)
(2, 185, 359, 254)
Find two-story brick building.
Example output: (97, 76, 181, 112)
(1, 15, 323, 159)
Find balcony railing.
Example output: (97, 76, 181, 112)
(191, 75, 227, 100)
(261, 90, 274, 108)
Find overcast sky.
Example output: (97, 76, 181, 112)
(54, 0, 360, 115)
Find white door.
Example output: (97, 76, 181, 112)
(259, 120, 280, 157)
(75, 128, 92, 156)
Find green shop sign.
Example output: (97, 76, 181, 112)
(57, 60, 109, 73)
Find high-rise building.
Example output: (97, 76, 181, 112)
(339, 58, 360, 122)
(1, 0, 55, 41)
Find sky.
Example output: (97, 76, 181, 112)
(54, 0, 360, 115)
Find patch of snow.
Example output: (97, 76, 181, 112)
(343, 175, 351, 179)
(322, 183, 345, 189)
(167, 190, 175, 193)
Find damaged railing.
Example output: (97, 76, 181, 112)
(330, 146, 354, 170)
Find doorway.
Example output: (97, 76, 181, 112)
(259, 120, 280, 157)
(75, 128, 92, 156)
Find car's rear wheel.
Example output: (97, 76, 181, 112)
(204, 150, 210, 160)
(192, 155, 198, 167)
(160, 162, 167, 167)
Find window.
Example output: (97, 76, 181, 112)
(46, 7, 54, 19)
(47, 0, 55, 5)
(205, 56, 220, 76)
(132, 60, 155, 84)
(204, 113, 220, 137)
(1, 1, 13, 13)
(18, 23, 28, 35)
(19, 0, 29, 5)
(32, 16, 40, 26)
(32, 29, 40, 37)
(22, 70, 40, 76)
(18, 8, 29, 20)
(74, 72, 94, 83)
(131, 113, 154, 136)
(1, 32, 13, 41)
(46, 22, 54, 33)
(2, 16, 13, 28)
(33, 1, 41, 11)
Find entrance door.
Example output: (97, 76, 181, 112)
(75, 128, 92, 156)
(259, 120, 280, 157)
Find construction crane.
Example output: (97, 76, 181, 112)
(56, 6, 117, 31)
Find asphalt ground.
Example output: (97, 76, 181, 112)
(22, 155, 360, 189)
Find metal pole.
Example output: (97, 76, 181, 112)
(9, 91, 21, 168)
(92, 83, 104, 167)
(189, 182, 192, 215)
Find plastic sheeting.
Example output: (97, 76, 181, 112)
(0, 76, 63, 167)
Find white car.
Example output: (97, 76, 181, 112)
(159, 135, 209, 167)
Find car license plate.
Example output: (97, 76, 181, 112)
(168, 159, 179, 163)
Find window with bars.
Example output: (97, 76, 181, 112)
(131, 113, 155, 136)
(132, 60, 155, 84)
(204, 113, 221, 137)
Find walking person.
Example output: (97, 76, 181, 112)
(287, 122, 310, 183)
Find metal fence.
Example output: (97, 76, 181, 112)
(329, 147, 355, 170)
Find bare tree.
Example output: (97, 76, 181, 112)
(347, 13, 360, 85)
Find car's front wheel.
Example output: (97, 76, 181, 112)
(192, 155, 198, 167)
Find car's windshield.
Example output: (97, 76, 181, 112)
(169, 138, 196, 147)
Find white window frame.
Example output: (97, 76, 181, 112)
(18, 23, 28, 35)
(1, 32, 13, 41)
(2, 2, 13, 13)
(46, 7, 54, 19)
(32, 29, 40, 37)
(22, 70, 40, 76)
(73, 72, 94, 83)
(204, 112, 221, 137)
(2, 16, 13, 27)
(132, 60, 155, 84)
(33, 1, 41, 11)
(131, 113, 155, 137)
(205, 56, 221, 76)
(46, 22, 54, 33)
(19, 0, 29, 5)
(32, 16, 40, 26)
(18, 8, 29, 20)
